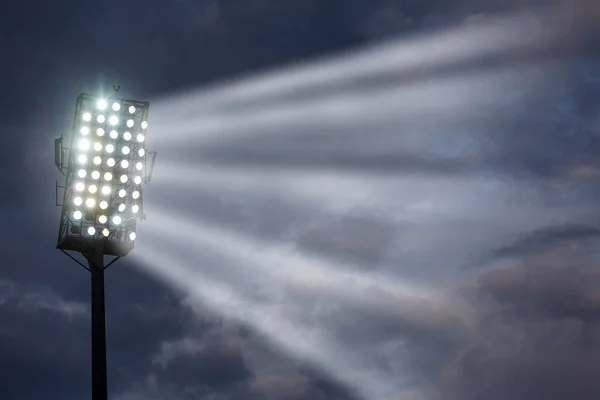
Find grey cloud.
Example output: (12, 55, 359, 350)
(0, 279, 88, 318)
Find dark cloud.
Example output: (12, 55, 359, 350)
(295, 211, 401, 266)
(153, 337, 252, 389)
(475, 265, 600, 321)
(171, 148, 475, 176)
(0, 280, 89, 399)
(488, 223, 600, 261)
(111, 309, 360, 400)
(437, 263, 600, 400)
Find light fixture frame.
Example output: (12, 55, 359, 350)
(56, 93, 154, 257)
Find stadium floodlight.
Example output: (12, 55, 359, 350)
(54, 90, 156, 400)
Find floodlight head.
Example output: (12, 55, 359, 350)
(56, 93, 151, 257)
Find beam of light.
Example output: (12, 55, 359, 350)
(145, 161, 600, 288)
(150, 162, 595, 233)
(142, 205, 432, 297)
(124, 7, 586, 400)
(150, 162, 404, 211)
(138, 206, 475, 331)
(153, 64, 549, 146)
(151, 9, 563, 116)
(130, 243, 424, 400)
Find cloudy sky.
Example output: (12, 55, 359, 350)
(2, 1, 600, 399)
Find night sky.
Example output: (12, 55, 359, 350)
(2, 1, 600, 399)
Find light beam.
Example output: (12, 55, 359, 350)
(151, 9, 563, 115)
(131, 244, 424, 400)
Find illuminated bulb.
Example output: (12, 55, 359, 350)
(113, 216, 122, 225)
(120, 160, 129, 168)
(138, 148, 145, 157)
(102, 228, 110, 237)
(129, 232, 136, 241)
(133, 176, 142, 185)
(88, 184, 97, 194)
(123, 131, 132, 141)
(120, 175, 128, 183)
(104, 172, 113, 181)
(80, 126, 90, 135)
(75, 182, 85, 192)
(101, 185, 111, 195)
(127, 119, 134, 128)
(79, 139, 90, 151)
(73, 197, 83, 206)
(128, 106, 135, 114)
(82, 112, 92, 121)
(118, 204, 126, 212)
(131, 204, 139, 213)
(73, 211, 83, 220)
(105, 144, 115, 154)
(88, 227, 96, 235)
(109, 130, 118, 139)
(136, 134, 145, 143)
(106, 158, 115, 167)
(96, 114, 105, 123)
(91, 171, 100, 180)
(99, 201, 108, 210)
(109, 115, 118, 125)
(112, 102, 120, 111)
(135, 162, 143, 171)
(78, 169, 86, 178)
(97, 99, 107, 110)
(98, 215, 108, 224)
(118, 189, 126, 198)
(93, 156, 102, 165)
(132, 190, 140, 199)
(121, 146, 130, 155)
(77, 154, 87, 164)
(141, 121, 148, 129)
(93, 142, 102, 152)
(96, 128, 105, 136)
(85, 198, 96, 208)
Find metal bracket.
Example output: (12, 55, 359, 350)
(60, 249, 123, 273)
(54, 136, 70, 176)
(59, 249, 91, 272)
(103, 256, 122, 271)
(56, 181, 65, 207)
(146, 151, 157, 182)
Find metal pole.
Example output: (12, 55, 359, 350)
(88, 249, 108, 400)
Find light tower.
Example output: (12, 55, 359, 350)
(54, 89, 156, 400)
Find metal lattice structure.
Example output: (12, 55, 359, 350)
(55, 93, 156, 257)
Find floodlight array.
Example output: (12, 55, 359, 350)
(65, 96, 149, 245)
